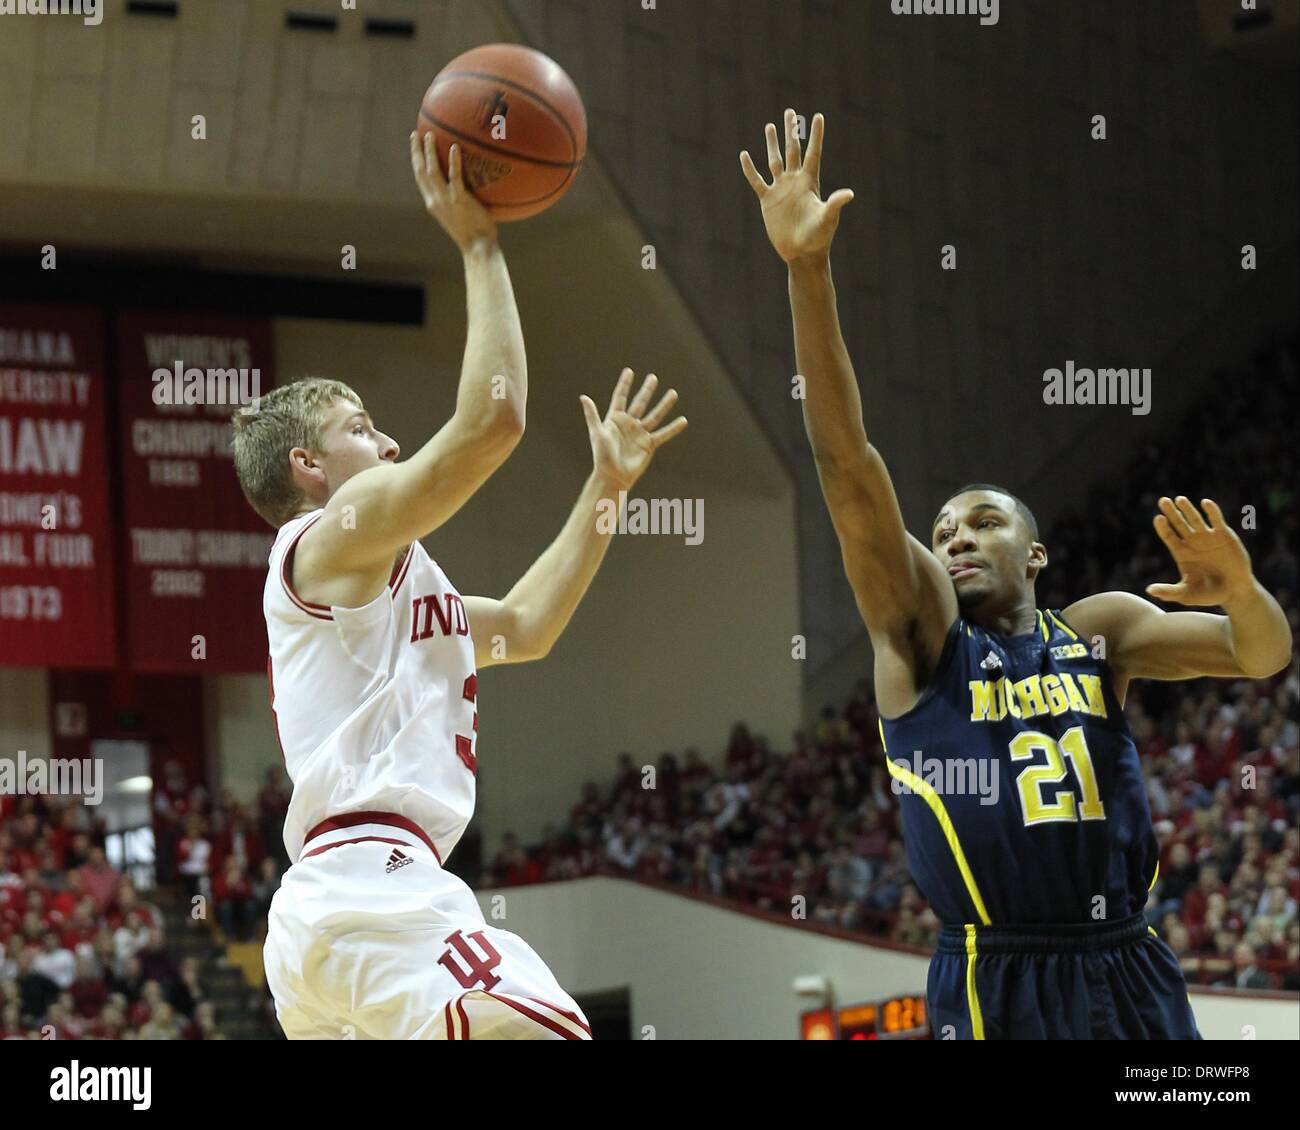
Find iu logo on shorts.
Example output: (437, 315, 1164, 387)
(437, 929, 503, 991)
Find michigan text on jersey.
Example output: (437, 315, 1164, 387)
(968, 672, 1108, 723)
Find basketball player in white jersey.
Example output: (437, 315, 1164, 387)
(232, 133, 687, 1040)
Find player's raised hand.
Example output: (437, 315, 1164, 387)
(410, 131, 497, 252)
(1146, 497, 1256, 607)
(740, 109, 855, 265)
(580, 369, 688, 491)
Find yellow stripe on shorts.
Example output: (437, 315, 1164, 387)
(965, 924, 985, 1040)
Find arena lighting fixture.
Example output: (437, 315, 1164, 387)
(793, 974, 831, 1005)
(114, 776, 153, 794)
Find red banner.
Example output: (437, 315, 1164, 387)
(0, 304, 116, 668)
(117, 311, 275, 673)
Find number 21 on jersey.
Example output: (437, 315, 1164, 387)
(1009, 726, 1106, 826)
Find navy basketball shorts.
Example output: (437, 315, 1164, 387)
(928, 912, 1202, 1040)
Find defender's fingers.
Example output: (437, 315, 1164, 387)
(650, 416, 689, 447)
(739, 150, 769, 196)
(765, 122, 783, 177)
(1174, 496, 1208, 533)
(628, 373, 658, 418)
(784, 108, 802, 172)
(825, 188, 855, 216)
(1146, 582, 1186, 603)
(804, 113, 826, 180)
(1153, 513, 1183, 550)
(641, 388, 679, 431)
(608, 367, 635, 416)
(579, 395, 601, 430)
(1201, 498, 1229, 532)
(1164, 499, 1190, 538)
(1159, 496, 1193, 537)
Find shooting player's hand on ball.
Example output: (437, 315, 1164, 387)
(410, 131, 497, 252)
(581, 369, 688, 492)
(740, 109, 855, 265)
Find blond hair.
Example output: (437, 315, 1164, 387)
(231, 377, 363, 527)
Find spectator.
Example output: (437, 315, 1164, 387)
(61, 897, 100, 956)
(96, 997, 129, 1040)
(251, 857, 281, 925)
(213, 857, 255, 942)
(826, 844, 872, 904)
(16, 947, 59, 1021)
(129, 979, 166, 1028)
(136, 926, 176, 987)
(139, 999, 181, 1040)
(176, 814, 212, 921)
(152, 759, 190, 883)
(77, 846, 121, 916)
(605, 819, 644, 872)
(113, 910, 151, 967)
(211, 796, 265, 878)
(1226, 942, 1273, 990)
(189, 999, 224, 1040)
(31, 931, 76, 991)
(111, 878, 161, 932)
(1181, 863, 1227, 929)
(168, 956, 206, 1018)
(1, 1000, 23, 1039)
(69, 954, 108, 1019)
(108, 954, 145, 1004)
(0, 937, 22, 982)
(0, 849, 22, 907)
(1159, 842, 1199, 905)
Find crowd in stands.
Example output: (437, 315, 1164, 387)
(482, 335, 1300, 993)
(0, 763, 293, 1040)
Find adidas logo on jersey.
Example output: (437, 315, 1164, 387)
(980, 650, 1002, 671)
(386, 848, 413, 873)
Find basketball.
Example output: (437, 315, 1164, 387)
(416, 43, 588, 222)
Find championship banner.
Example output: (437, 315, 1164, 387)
(0, 303, 116, 668)
(116, 311, 275, 673)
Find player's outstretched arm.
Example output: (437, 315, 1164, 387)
(1064, 497, 1292, 683)
(463, 369, 686, 668)
(299, 136, 527, 595)
(741, 110, 955, 707)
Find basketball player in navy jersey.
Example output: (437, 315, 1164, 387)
(741, 110, 1291, 1039)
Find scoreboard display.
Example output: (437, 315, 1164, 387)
(800, 994, 930, 1040)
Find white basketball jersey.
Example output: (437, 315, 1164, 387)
(264, 510, 479, 864)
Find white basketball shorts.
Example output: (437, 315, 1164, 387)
(263, 813, 591, 1040)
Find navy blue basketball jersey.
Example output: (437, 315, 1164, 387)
(880, 609, 1159, 926)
